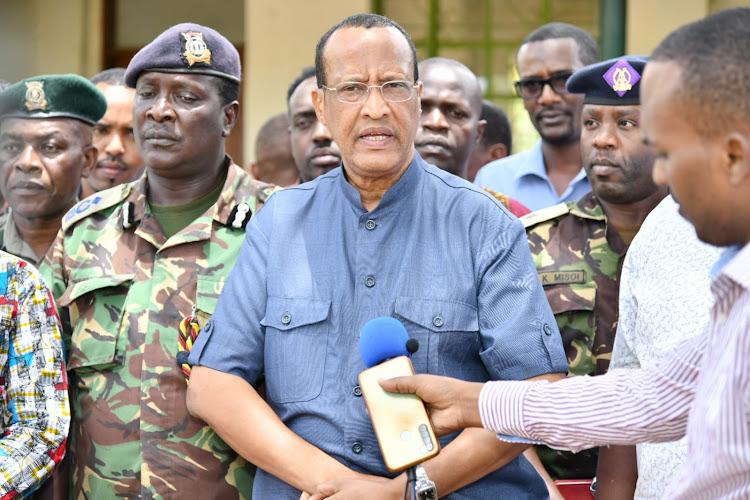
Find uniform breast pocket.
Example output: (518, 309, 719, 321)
(543, 283, 596, 375)
(194, 275, 225, 331)
(394, 297, 479, 377)
(58, 274, 134, 372)
(260, 297, 331, 404)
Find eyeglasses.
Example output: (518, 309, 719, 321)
(322, 81, 418, 104)
(514, 71, 574, 100)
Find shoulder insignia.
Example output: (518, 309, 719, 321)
(228, 202, 252, 229)
(62, 185, 130, 232)
(520, 203, 570, 229)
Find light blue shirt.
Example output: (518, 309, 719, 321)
(189, 151, 567, 499)
(474, 140, 591, 211)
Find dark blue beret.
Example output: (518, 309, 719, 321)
(125, 23, 241, 88)
(567, 55, 648, 106)
(0, 74, 106, 126)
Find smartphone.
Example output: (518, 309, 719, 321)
(358, 355, 440, 472)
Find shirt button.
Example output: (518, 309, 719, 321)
(365, 219, 376, 230)
(543, 323, 552, 336)
(281, 312, 292, 325)
(365, 275, 376, 288)
(432, 316, 444, 327)
(352, 442, 363, 454)
(352, 385, 362, 397)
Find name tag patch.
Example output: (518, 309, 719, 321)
(538, 270, 586, 286)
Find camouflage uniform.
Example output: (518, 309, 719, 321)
(0, 210, 42, 265)
(523, 191, 627, 480)
(39, 162, 274, 499)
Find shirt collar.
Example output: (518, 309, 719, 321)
(512, 140, 546, 181)
(711, 243, 750, 285)
(338, 149, 423, 214)
(513, 140, 588, 188)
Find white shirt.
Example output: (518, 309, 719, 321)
(611, 196, 722, 499)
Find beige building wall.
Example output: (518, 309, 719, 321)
(626, 0, 750, 55)
(244, 0, 369, 163)
(0, 0, 101, 82)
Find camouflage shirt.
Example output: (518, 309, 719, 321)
(523, 191, 627, 480)
(39, 162, 275, 499)
(0, 210, 42, 266)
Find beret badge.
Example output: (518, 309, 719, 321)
(24, 81, 48, 111)
(181, 31, 212, 67)
(603, 59, 641, 97)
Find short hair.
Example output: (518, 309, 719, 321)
(419, 57, 482, 113)
(90, 67, 127, 86)
(479, 100, 512, 155)
(287, 66, 316, 104)
(520, 22, 600, 66)
(315, 13, 418, 87)
(216, 77, 240, 106)
(255, 112, 291, 151)
(650, 7, 750, 138)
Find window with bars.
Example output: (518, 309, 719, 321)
(375, 0, 603, 152)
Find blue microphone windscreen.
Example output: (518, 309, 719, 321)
(360, 317, 410, 368)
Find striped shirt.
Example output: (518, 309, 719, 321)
(479, 242, 750, 499)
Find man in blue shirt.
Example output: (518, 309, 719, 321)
(474, 23, 599, 211)
(187, 13, 567, 500)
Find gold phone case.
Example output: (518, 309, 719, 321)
(358, 356, 440, 472)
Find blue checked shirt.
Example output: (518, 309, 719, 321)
(189, 151, 567, 499)
(0, 252, 69, 498)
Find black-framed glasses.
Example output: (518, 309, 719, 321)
(322, 81, 418, 104)
(514, 71, 574, 100)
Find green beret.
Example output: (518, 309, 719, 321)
(0, 74, 107, 126)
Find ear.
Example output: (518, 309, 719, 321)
(249, 161, 260, 181)
(724, 132, 750, 186)
(313, 88, 327, 127)
(486, 142, 508, 161)
(475, 120, 487, 146)
(221, 101, 240, 137)
(81, 144, 98, 179)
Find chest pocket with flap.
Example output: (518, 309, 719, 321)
(58, 274, 134, 372)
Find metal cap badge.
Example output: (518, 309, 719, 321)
(566, 55, 649, 106)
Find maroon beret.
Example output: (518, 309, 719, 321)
(125, 23, 241, 88)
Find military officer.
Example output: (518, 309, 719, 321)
(0, 74, 103, 264)
(522, 55, 668, 482)
(39, 23, 274, 499)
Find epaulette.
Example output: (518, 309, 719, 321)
(520, 202, 570, 229)
(62, 184, 131, 232)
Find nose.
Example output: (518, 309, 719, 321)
(311, 120, 333, 145)
(146, 95, 175, 122)
(592, 122, 618, 150)
(105, 131, 126, 156)
(652, 158, 669, 186)
(537, 82, 562, 105)
(421, 107, 448, 132)
(15, 144, 42, 173)
(360, 86, 390, 120)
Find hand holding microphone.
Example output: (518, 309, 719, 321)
(378, 373, 485, 437)
(358, 317, 440, 473)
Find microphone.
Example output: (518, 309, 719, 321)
(359, 316, 419, 368)
(358, 317, 439, 472)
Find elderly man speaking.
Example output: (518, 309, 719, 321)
(187, 13, 566, 500)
